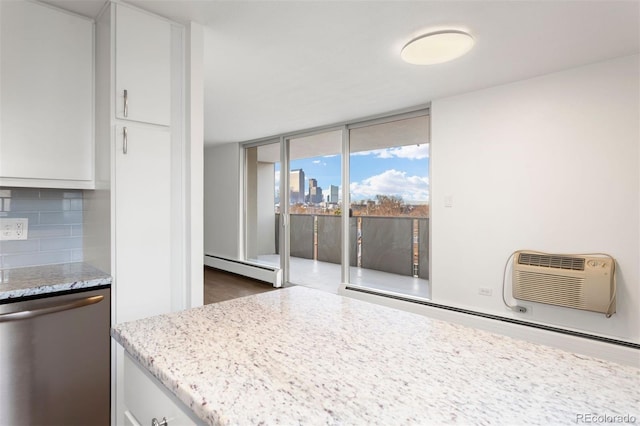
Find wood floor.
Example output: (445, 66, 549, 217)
(204, 266, 277, 304)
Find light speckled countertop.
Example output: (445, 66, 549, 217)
(0, 262, 111, 301)
(112, 286, 639, 426)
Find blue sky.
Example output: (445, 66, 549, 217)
(277, 144, 429, 204)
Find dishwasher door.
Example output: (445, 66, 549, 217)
(0, 287, 111, 426)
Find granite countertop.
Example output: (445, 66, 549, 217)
(0, 262, 111, 301)
(112, 286, 640, 426)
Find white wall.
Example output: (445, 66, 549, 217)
(204, 142, 240, 258)
(430, 55, 639, 343)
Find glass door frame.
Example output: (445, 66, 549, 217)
(343, 110, 430, 297)
(240, 137, 282, 273)
(280, 135, 290, 284)
(281, 126, 344, 285)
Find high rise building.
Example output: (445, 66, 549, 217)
(290, 169, 305, 204)
(307, 178, 323, 204)
(310, 187, 323, 204)
(329, 185, 339, 204)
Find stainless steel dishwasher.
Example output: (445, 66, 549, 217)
(0, 286, 110, 426)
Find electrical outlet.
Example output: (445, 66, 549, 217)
(478, 287, 493, 296)
(0, 218, 28, 241)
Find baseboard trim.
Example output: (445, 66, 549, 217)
(204, 254, 282, 288)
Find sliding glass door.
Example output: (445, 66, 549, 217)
(243, 110, 430, 300)
(348, 114, 430, 299)
(286, 130, 343, 292)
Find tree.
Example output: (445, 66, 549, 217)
(374, 195, 404, 215)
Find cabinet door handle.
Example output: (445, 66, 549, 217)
(0, 295, 104, 323)
(152, 417, 168, 426)
(124, 89, 129, 117)
(123, 127, 128, 155)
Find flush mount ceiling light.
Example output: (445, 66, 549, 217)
(401, 30, 474, 65)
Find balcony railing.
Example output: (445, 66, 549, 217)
(276, 214, 429, 279)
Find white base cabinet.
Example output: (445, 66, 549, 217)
(0, 0, 94, 189)
(124, 353, 202, 426)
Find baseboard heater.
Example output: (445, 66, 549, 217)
(204, 254, 282, 288)
(344, 285, 639, 350)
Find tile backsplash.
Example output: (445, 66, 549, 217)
(0, 187, 83, 269)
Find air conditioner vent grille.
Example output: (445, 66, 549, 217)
(514, 271, 586, 308)
(517, 253, 585, 271)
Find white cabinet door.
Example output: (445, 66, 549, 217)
(0, 1, 93, 188)
(115, 5, 171, 126)
(124, 354, 200, 426)
(115, 125, 172, 323)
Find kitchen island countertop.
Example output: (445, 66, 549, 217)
(112, 286, 639, 425)
(0, 262, 111, 301)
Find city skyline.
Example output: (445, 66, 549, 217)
(276, 144, 430, 204)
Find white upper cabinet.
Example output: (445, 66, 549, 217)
(0, 1, 94, 188)
(115, 5, 171, 126)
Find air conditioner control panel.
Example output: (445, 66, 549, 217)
(587, 259, 610, 269)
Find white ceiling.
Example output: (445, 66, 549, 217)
(43, 1, 640, 145)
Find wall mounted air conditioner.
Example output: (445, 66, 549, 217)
(512, 251, 616, 316)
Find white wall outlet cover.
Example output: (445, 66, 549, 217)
(0, 218, 28, 241)
(444, 195, 453, 208)
(478, 287, 493, 296)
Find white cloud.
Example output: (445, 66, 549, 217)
(351, 144, 429, 160)
(350, 169, 429, 203)
(385, 144, 429, 160)
(351, 149, 383, 157)
(312, 160, 321, 164)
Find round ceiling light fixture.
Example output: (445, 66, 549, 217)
(401, 30, 474, 65)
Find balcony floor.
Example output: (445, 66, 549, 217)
(256, 254, 431, 301)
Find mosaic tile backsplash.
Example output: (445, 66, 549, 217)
(0, 187, 83, 269)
